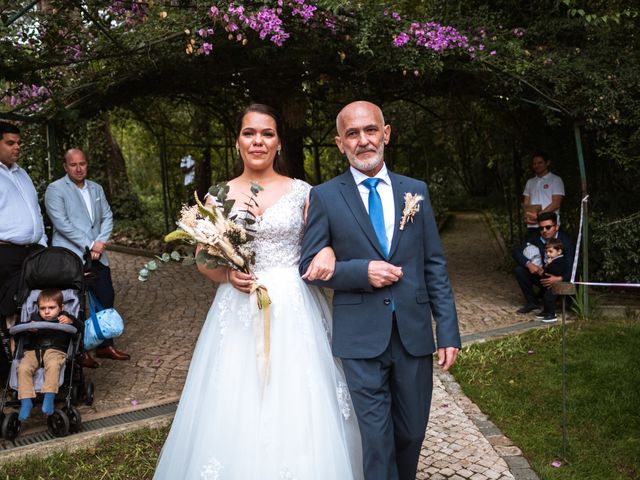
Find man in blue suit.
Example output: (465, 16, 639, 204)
(45, 149, 129, 366)
(300, 101, 461, 480)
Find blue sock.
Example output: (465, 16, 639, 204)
(42, 393, 55, 416)
(19, 398, 33, 421)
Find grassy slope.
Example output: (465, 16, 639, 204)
(450, 319, 640, 480)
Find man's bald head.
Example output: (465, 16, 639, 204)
(336, 101, 385, 135)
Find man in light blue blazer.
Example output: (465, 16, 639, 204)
(45, 149, 129, 365)
(300, 101, 461, 480)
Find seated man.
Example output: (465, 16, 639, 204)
(513, 212, 574, 322)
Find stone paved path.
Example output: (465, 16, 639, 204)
(10, 211, 539, 479)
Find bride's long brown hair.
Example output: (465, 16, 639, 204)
(233, 103, 289, 178)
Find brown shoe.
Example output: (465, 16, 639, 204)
(82, 352, 100, 369)
(96, 346, 130, 361)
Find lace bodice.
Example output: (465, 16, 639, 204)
(248, 179, 310, 272)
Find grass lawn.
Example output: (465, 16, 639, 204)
(450, 318, 640, 480)
(1, 426, 167, 480)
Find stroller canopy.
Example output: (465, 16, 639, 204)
(16, 247, 85, 304)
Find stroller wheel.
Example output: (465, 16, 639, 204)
(71, 385, 80, 405)
(1, 412, 21, 441)
(48, 409, 70, 437)
(84, 382, 95, 406)
(65, 406, 82, 433)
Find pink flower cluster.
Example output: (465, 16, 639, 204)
(107, 0, 149, 24)
(393, 22, 474, 56)
(4, 84, 50, 112)
(64, 44, 82, 61)
(209, 1, 316, 47)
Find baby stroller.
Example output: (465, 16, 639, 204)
(0, 247, 95, 440)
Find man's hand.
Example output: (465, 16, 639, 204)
(302, 247, 336, 281)
(525, 211, 537, 225)
(58, 314, 73, 325)
(367, 261, 403, 288)
(540, 274, 562, 288)
(526, 262, 543, 275)
(437, 347, 459, 372)
(92, 241, 106, 254)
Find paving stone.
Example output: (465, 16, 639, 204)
(495, 445, 523, 457)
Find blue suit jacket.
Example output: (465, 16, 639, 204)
(45, 176, 113, 266)
(300, 170, 460, 359)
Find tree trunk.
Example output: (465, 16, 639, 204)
(279, 95, 307, 181)
(87, 114, 143, 219)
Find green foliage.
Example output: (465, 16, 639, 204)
(451, 319, 640, 479)
(570, 282, 601, 320)
(590, 212, 640, 283)
(1, 426, 167, 479)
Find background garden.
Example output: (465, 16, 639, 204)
(2, 1, 640, 479)
(2, 0, 640, 282)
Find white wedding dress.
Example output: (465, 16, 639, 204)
(153, 179, 363, 480)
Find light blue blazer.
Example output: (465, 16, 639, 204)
(300, 170, 460, 359)
(45, 176, 113, 266)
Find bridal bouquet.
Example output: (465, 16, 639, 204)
(164, 183, 273, 377)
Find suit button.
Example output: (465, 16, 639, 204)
(383, 298, 391, 305)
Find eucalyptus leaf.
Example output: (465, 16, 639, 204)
(160, 252, 171, 262)
(146, 260, 158, 271)
(196, 250, 209, 265)
(170, 251, 181, 261)
(139, 268, 149, 278)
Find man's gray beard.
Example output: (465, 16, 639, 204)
(348, 149, 384, 172)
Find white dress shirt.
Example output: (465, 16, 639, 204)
(350, 163, 395, 249)
(0, 162, 47, 246)
(78, 183, 94, 222)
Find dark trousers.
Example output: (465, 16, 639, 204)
(0, 243, 44, 381)
(88, 261, 115, 348)
(342, 321, 433, 480)
(514, 265, 557, 313)
(0, 244, 44, 316)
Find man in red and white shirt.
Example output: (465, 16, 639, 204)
(523, 151, 564, 240)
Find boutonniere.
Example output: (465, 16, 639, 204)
(399, 192, 424, 230)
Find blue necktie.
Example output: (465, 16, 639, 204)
(363, 178, 388, 256)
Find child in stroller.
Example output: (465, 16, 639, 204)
(0, 247, 94, 440)
(17, 288, 82, 421)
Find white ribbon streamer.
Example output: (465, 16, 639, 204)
(570, 194, 640, 288)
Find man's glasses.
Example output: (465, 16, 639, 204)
(539, 224, 556, 231)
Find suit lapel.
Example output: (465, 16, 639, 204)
(65, 176, 92, 222)
(387, 172, 404, 259)
(338, 171, 387, 258)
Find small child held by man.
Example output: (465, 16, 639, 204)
(536, 238, 567, 322)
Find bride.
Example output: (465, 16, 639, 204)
(153, 104, 363, 479)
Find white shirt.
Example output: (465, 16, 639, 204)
(78, 183, 94, 222)
(0, 162, 47, 246)
(350, 163, 395, 249)
(523, 171, 564, 226)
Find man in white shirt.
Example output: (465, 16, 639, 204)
(522, 151, 564, 239)
(0, 122, 47, 318)
(45, 149, 130, 367)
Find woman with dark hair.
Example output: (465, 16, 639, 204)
(154, 104, 362, 479)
